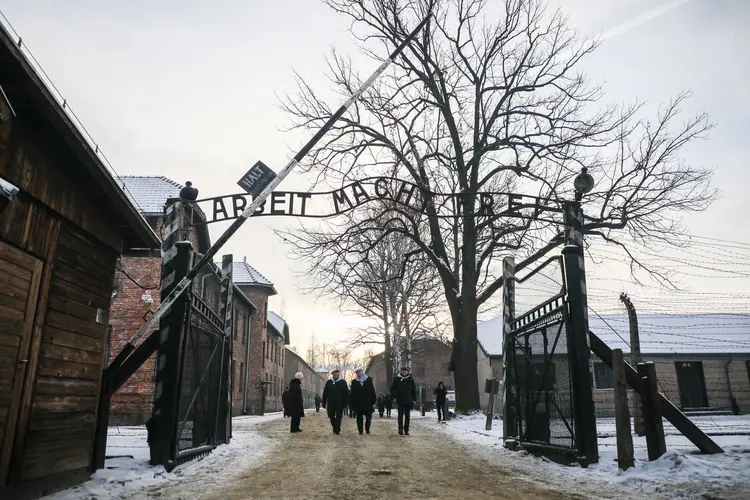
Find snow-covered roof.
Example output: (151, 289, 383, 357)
(478, 313, 750, 356)
(590, 313, 750, 355)
(117, 176, 183, 216)
(477, 315, 504, 356)
(232, 259, 277, 294)
(267, 311, 286, 336)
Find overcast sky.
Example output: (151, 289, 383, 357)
(2, 0, 748, 354)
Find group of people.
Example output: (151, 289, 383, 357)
(321, 366, 418, 435)
(282, 367, 450, 435)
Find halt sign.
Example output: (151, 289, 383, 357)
(238, 160, 276, 197)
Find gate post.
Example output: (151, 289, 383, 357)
(562, 201, 598, 464)
(501, 256, 517, 443)
(217, 255, 234, 443)
(150, 200, 193, 468)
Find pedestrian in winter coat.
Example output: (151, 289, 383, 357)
(384, 392, 393, 417)
(314, 394, 322, 412)
(390, 367, 417, 435)
(377, 395, 385, 418)
(348, 389, 355, 418)
(434, 381, 448, 422)
(350, 368, 377, 434)
(321, 369, 348, 434)
(288, 373, 305, 433)
(282, 386, 290, 417)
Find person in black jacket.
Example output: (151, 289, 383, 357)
(390, 366, 417, 435)
(377, 395, 385, 418)
(434, 381, 448, 422)
(314, 394, 321, 412)
(282, 386, 290, 417)
(321, 369, 348, 434)
(288, 373, 304, 433)
(350, 368, 377, 434)
(384, 392, 393, 418)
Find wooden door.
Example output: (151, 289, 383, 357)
(675, 361, 709, 409)
(0, 240, 43, 484)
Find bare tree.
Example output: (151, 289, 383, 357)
(283, 201, 449, 381)
(282, 0, 716, 410)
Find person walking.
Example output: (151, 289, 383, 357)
(434, 381, 448, 422)
(384, 392, 393, 418)
(348, 388, 356, 419)
(282, 386, 290, 417)
(314, 394, 321, 413)
(377, 394, 385, 418)
(321, 369, 348, 434)
(391, 367, 417, 436)
(350, 368, 376, 435)
(288, 373, 305, 433)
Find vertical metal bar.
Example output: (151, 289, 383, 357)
(501, 256, 517, 442)
(562, 200, 599, 465)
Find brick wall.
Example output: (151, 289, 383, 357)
(237, 285, 285, 415)
(108, 253, 162, 425)
(230, 292, 254, 416)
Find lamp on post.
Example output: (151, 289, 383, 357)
(573, 167, 595, 202)
(563, 166, 600, 465)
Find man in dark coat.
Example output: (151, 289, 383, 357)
(390, 366, 417, 435)
(384, 392, 393, 418)
(321, 368, 348, 434)
(288, 373, 304, 433)
(350, 368, 377, 434)
(434, 381, 448, 422)
(314, 394, 321, 412)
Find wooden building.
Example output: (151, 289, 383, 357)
(0, 23, 160, 499)
(477, 313, 750, 416)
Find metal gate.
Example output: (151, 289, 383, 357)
(506, 255, 578, 459)
(174, 282, 231, 463)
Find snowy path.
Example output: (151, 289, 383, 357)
(187, 411, 587, 500)
(44, 412, 750, 499)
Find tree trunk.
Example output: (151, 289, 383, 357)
(452, 307, 481, 412)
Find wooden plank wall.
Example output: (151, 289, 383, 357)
(16, 224, 116, 481)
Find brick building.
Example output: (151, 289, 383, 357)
(232, 260, 287, 414)
(107, 176, 211, 425)
(284, 347, 326, 409)
(365, 336, 493, 409)
(106, 177, 261, 423)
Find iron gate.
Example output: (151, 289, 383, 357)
(506, 256, 578, 458)
(173, 277, 231, 463)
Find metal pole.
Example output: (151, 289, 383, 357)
(501, 257, 516, 442)
(620, 293, 645, 436)
(562, 200, 598, 465)
(111, 15, 432, 358)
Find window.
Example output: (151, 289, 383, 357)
(594, 362, 614, 389)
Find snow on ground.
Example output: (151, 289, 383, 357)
(42, 412, 286, 500)
(424, 411, 750, 499)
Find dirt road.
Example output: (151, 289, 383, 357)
(187, 412, 587, 500)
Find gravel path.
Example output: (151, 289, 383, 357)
(191, 411, 588, 500)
